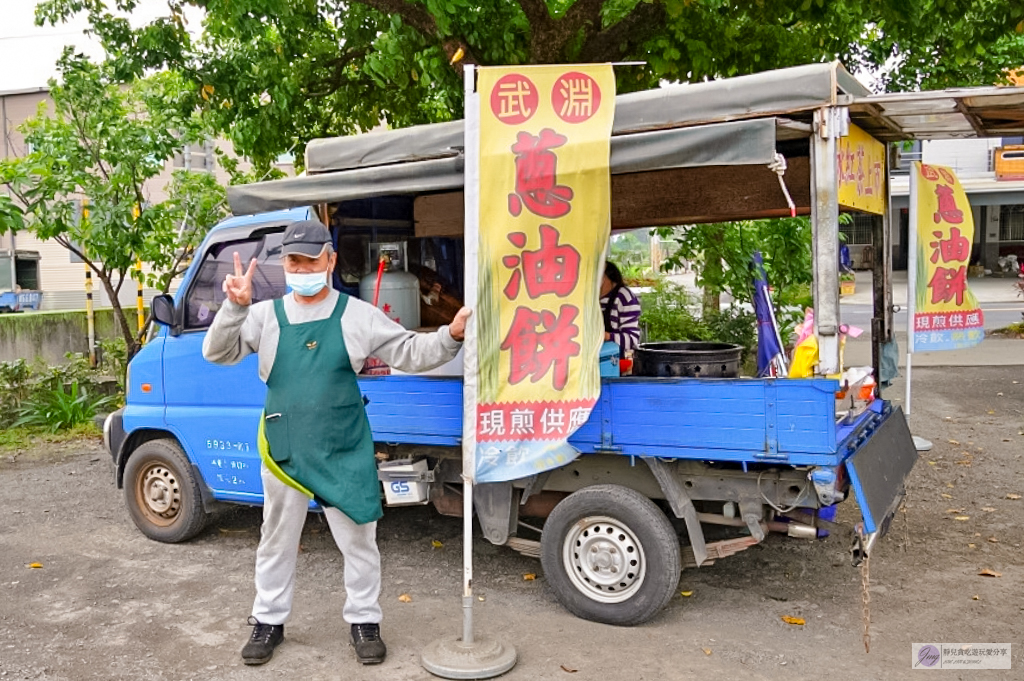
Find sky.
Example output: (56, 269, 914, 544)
(0, 0, 196, 92)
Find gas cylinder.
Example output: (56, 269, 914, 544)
(359, 270, 421, 329)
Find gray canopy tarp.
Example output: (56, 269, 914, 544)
(228, 117, 782, 215)
(302, 62, 861, 174)
(227, 61, 864, 215)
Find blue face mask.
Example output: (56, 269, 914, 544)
(286, 270, 329, 297)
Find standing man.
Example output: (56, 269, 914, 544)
(203, 219, 469, 666)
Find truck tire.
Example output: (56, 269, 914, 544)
(540, 484, 681, 626)
(123, 439, 208, 543)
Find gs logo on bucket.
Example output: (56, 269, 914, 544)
(391, 481, 411, 494)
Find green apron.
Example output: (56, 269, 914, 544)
(257, 294, 382, 524)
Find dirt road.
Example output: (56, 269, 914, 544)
(1, 366, 1021, 680)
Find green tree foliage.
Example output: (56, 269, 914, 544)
(0, 195, 26, 234)
(658, 217, 814, 319)
(0, 52, 222, 356)
(156, 169, 229, 292)
(35, 1, 1024, 171)
(639, 282, 756, 361)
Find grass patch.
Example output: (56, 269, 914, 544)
(990, 322, 1024, 338)
(0, 423, 102, 452)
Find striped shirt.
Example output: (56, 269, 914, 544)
(601, 285, 642, 354)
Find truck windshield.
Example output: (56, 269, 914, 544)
(184, 231, 286, 330)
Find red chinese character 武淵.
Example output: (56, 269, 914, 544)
(932, 184, 964, 224)
(928, 226, 971, 264)
(508, 128, 573, 219)
(500, 304, 581, 391)
(551, 72, 602, 124)
(489, 73, 538, 125)
(928, 265, 968, 306)
(501, 224, 581, 300)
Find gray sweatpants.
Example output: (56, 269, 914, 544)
(251, 465, 383, 626)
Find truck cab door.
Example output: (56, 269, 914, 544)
(163, 229, 287, 504)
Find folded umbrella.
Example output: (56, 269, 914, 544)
(751, 252, 788, 377)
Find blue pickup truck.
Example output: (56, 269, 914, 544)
(104, 63, 924, 626)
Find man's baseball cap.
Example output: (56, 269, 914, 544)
(280, 219, 331, 257)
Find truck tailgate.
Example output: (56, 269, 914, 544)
(842, 404, 917, 535)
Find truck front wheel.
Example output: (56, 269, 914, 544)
(540, 484, 681, 626)
(123, 439, 208, 543)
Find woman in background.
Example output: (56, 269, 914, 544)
(600, 261, 641, 357)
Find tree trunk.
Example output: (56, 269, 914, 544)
(702, 224, 726, 317)
(96, 271, 141, 359)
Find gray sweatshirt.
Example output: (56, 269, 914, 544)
(202, 290, 461, 379)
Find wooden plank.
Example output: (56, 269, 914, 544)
(413, 159, 812, 235)
(611, 158, 811, 229)
(414, 192, 465, 237)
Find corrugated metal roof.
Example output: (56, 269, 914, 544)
(851, 87, 1024, 142)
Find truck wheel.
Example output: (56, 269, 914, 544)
(540, 484, 681, 626)
(123, 439, 208, 543)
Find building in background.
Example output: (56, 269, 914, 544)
(1, 86, 292, 311)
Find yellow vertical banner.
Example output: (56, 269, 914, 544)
(908, 163, 984, 352)
(474, 65, 615, 483)
(836, 123, 886, 215)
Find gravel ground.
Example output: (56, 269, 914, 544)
(0, 366, 1021, 680)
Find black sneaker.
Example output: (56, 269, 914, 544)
(350, 623, 387, 665)
(241, 616, 284, 665)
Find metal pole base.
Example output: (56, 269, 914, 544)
(912, 436, 933, 452)
(421, 637, 517, 680)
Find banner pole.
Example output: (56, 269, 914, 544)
(462, 478, 474, 646)
(461, 60, 480, 650)
(420, 64, 516, 679)
(904, 354, 912, 415)
(905, 164, 919, 416)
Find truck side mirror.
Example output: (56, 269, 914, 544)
(151, 294, 179, 334)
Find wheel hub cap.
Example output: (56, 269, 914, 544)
(563, 515, 646, 604)
(141, 465, 180, 518)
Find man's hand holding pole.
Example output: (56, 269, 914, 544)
(449, 307, 472, 342)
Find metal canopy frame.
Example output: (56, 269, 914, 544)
(850, 86, 1024, 142)
(223, 62, 1024, 379)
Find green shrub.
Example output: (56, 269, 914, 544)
(702, 306, 757, 360)
(639, 282, 757, 361)
(13, 380, 116, 433)
(0, 359, 33, 427)
(639, 282, 705, 343)
(98, 337, 128, 392)
(0, 353, 121, 429)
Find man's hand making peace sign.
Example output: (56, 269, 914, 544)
(223, 252, 258, 306)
